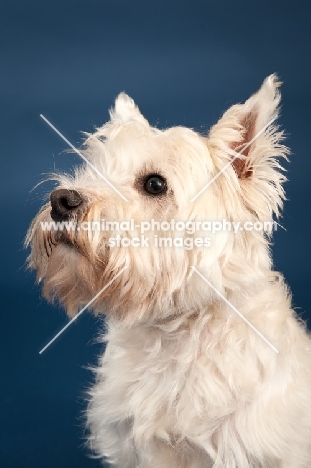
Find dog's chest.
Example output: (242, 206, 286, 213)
(100, 325, 241, 440)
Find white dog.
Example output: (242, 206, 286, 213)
(27, 75, 311, 467)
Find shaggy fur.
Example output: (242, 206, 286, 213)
(27, 75, 311, 467)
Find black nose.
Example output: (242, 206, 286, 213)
(50, 189, 83, 221)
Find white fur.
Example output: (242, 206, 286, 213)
(27, 75, 311, 467)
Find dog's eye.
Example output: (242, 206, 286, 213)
(143, 174, 167, 195)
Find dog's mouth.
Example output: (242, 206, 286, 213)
(55, 231, 88, 256)
(41, 228, 85, 259)
(42, 221, 109, 265)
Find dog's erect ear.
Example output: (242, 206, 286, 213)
(208, 74, 289, 218)
(209, 74, 284, 179)
(109, 92, 149, 125)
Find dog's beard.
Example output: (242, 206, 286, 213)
(43, 243, 97, 314)
(26, 203, 115, 316)
(27, 207, 155, 321)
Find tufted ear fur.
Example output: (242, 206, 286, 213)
(109, 92, 149, 125)
(208, 74, 289, 219)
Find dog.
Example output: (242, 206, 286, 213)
(27, 75, 311, 467)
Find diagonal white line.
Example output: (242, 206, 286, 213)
(39, 266, 128, 354)
(191, 266, 279, 353)
(40, 114, 129, 203)
(190, 116, 277, 202)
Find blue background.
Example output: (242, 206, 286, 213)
(1, 1, 311, 466)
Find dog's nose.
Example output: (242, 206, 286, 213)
(50, 189, 83, 221)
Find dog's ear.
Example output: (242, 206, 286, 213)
(109, 92, 149, 125)
(208, 74, 289, 218)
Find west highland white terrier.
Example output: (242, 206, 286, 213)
(27, 75, 311, 467)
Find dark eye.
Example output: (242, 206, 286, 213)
(143, 174, 167, 195)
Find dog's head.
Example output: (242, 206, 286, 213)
(26, 75, 288, 324)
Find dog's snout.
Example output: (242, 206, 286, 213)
(50, 189, 83, 221)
